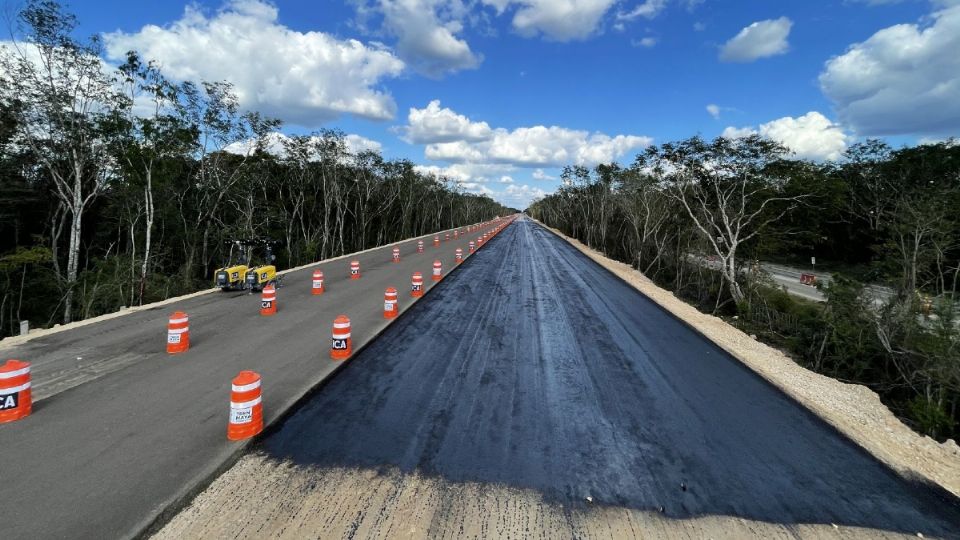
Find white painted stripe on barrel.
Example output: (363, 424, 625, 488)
(230, 396, 262, 409)
(0, 366, 31, 379)
(232, 380, 261, 393)
(0, 381, 31, 393)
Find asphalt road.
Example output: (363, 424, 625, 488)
(260, 218, 960, 537)
(0, 219, 509, 540)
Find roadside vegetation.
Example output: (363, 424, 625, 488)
(528, 135, 960, 442)
(0, 1, 509, 338)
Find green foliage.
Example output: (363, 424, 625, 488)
(0, 246, 53, 271)
(907, 396, 955, 439)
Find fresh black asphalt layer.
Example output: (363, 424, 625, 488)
(261, 219, 960, 537)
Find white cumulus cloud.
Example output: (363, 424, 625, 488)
(436, 126, 651, 167)
(502, 183, 549, 207)
(401, 100, 493, 144)
(483, 0, 619, 41)
(719, 17, 792, 62)
(405, 101, 652, 168)
(103, 0, 405, 126)
(617, 0, 668, 21)
(345, 134, 384, 154)
(631, 37, 658, 47)
(425, 140, 490, 162)
(722, 111, 851, 161)
(532, 168, 556, 180)
(706, 104, 721, 119)
(818, 2, 960, 136)
(359, 0, 481, 77)
(414, 162, 516, 184)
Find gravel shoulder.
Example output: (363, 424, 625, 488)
(534, 218, 960, 500)
(156, 455, 922, 540)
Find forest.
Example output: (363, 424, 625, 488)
(528, 135, 960, 441)
(0, 1, 510, 339)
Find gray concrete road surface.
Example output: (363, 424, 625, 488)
(0, 219, 510, 540)
(256, 218, 960, 537)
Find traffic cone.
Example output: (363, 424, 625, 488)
(455, 248, 463, 264)
(227, 370, 263, 441)
(311, 270, 324, 295)
(469, 241, 475, 254)
(417, 240, 424, 253)
(392, 247, 400, 264)
(0, 359, 31, 423)
(384, 287, 399, 319)
(433, 235, 440, 247)
(350, 260, 360, 280)
(166, 311, 190, 354)
(331, 315, 352, 360)
(260, 284, 277, 316)
(411, 272, 424, 298)
(432, 260, 442, 281)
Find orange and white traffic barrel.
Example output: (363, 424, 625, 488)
(469, 241, 475, 254)
(227, 370, 263, 441)
(166, 311, 190, 354)
(260, 284, 277, 316)
(417, 240, 424, 253)
(312, 270, 324, 295)
(477, 235, 483, 247)
(445, 232, 450, 242)
(350, 260, 360, 280)
(331, 315, 352, 360)
(0, 359, 31, 423)
(455, 248, 463, 264)
(411, 272, 424, 298)
(454, 229, 459, 239)
(384, 287, 399, 319)
(432, 260, 442, 281)
(392, 247, 400, 263)
(433, 235, 440, 247)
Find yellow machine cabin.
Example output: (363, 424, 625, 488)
(215, 240, 249, 291)
(245, 264, 276, 291)
(244, 240, 282, 292)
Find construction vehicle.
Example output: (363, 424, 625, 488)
(215, 240, 249, 291)
(244, 239, 282, 292)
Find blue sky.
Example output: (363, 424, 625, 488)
(67, 0, 960, 207)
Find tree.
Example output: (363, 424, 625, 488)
(110, 52, 195, 304)
(0, 0, 127, 323)
(176, 80, 280, 279)
(614, 167, 672, 276)
(638, 135, 806, 303)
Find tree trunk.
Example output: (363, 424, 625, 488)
(64, 203, 82, 324)
(139, 170, 154, 305)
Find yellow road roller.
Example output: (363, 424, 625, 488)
(215, 240, 249, 291)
